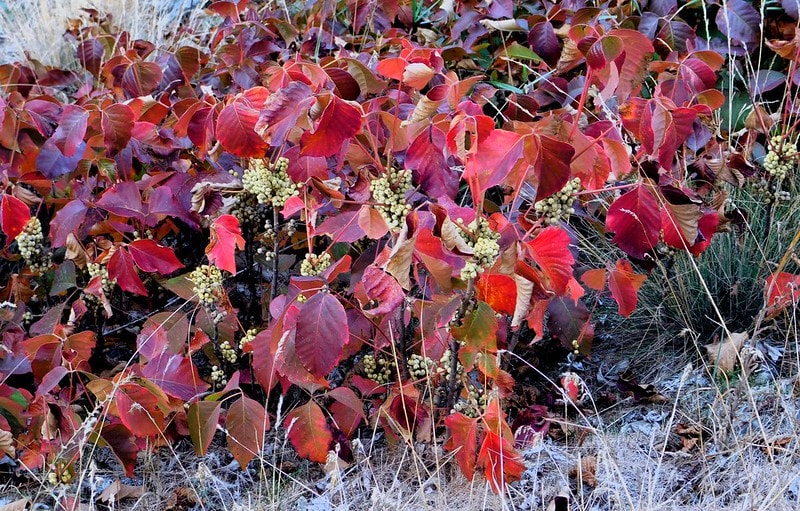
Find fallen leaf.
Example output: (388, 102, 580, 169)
(675, 423, 705, 451)
(164, 487, 199, 511)
(616, 371, 669, 403)
(705, 331, 748, 373)
(569, 455, 597, 487)
(0, 498, 30, 511)
(0, 430, 14, 457)
(99, 479, 146, 503)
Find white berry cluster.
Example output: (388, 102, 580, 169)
(242, 157, 299, 207)
(749, 177, 793, 204)
(189, 265, 227, 323)
(452, 384, 486, 418)
(16, 217, 51, 274)
(230, 192, 270, 230)
(457, 217, 500, 280)
(88, 261, 115, 295)
(764, 135, 797, 180)
(534, 177, 580, 226)
(371, 167, 412, 231)
(239, 328, 258, 350)
(219, 340, 237, 364)
(408, 354, 435, 379)
(210, 365, 227, 387)
(362, 354, 394, 384)
(436, 348, 464, 379)
(300, 252, 331, 277)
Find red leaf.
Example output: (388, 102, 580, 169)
(300, 96, 361, 157)
(101, 103, 134, 154)
(526, 227, 575, 295)
(188, 401, 222, 456)
(77, 38, 104, 75)
(117, 383, 165, 437)
(607, 259, 647, 317)
(255, 81, 313, 147)
(140, 352, 208, 400)
(765, 272, 800, 313)
(528, 21, 560, 67)
(476, 274, 517, 315)
(121, 61, 163, 98)
(294, 293, 349, 378)
(284, 400, 333, 463)
(226, 396, 268, 468)
(206, 214, 245, 274)
(407, 125, 458, 198)
(533, 135, 574, 202)
(217, 87, 270, 157)
(96, 181, 145, 221)
(605, 184, 661, 259)
(99, 424, 139, 477)
(128, 239, 184, 275)
(362, 266, 404, 315)
(358, 205, 389, 239)
(108, 247, 147, 295)
(444, 413, 479, 481)
(52, 105, 88, 157)
(477, 430, 526, 493)
(49, 199, 87, 248)
(328, 387, 365, 437)
(1, 193, 30, 245)
(464, 129, 525, 198)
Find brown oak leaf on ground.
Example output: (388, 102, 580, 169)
(705, 331, 748, 373)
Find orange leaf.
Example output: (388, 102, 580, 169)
(607, 259, 646, 317)
(226, 395, 268, 468)
(580, 268, 607, 291)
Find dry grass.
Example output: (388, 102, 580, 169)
(0, 0, 211, 67)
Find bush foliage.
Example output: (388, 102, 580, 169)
(0, 0, 798, 497)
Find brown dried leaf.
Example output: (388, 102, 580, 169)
(705, 331, 748, 373)
(0, 498, 31, 511)
(65, 233, 88, 268)
(744, 104, 774, 133)
(569, 455, 597, 487)
(99, 479, 146, 503)
(0, 429, 15, 457)
(164, 487, 199, 511)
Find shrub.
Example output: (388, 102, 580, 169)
(0, 0, 798, 501)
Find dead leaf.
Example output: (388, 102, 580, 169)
(164, 487, 199, 511)
(616, 371, 669, 403)
(705, 331, 748, 373)
(99, 479, 146, 503)
(65, 233, 89, 267)
(569, 455, 597, 487)
(0, 498, 30, 511)
(0, 430, 14, 457)
(763, 435, 793, 456)
(675, 423, 705, 451)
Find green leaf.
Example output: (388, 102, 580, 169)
(50, 260, 76, 296)
(452, 301, 498, 367)
(503, 42, 542, 62)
